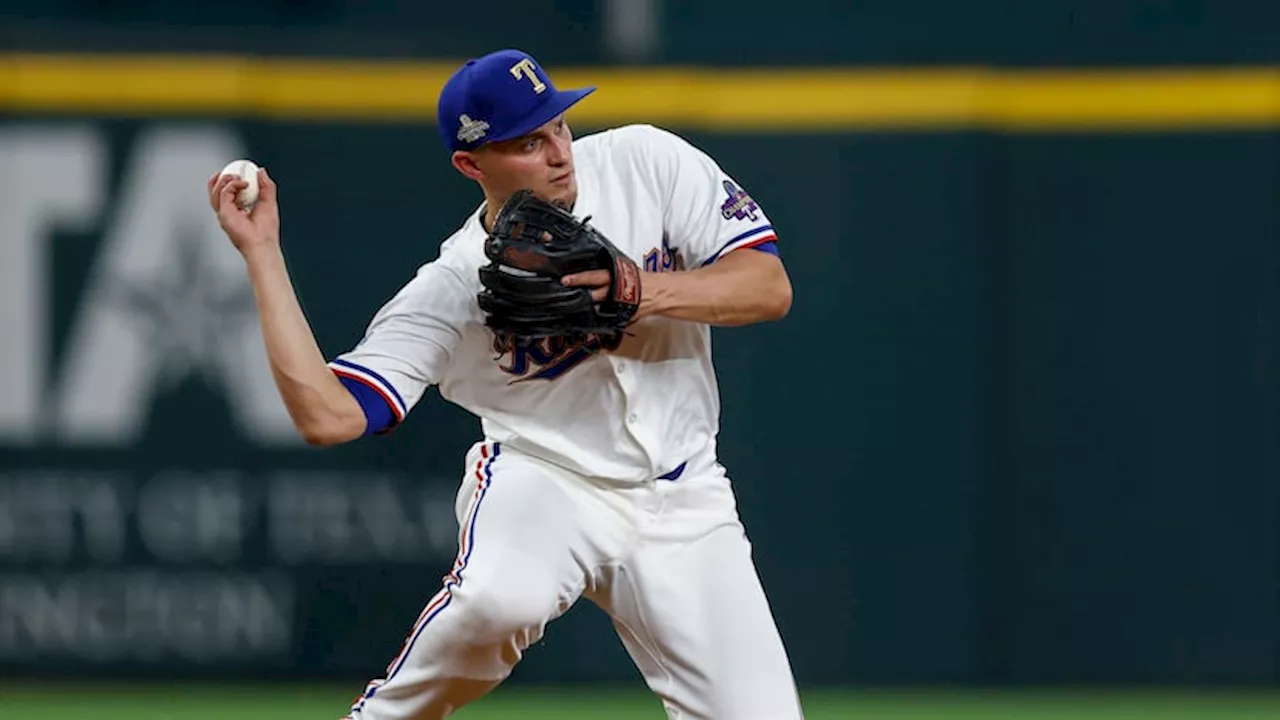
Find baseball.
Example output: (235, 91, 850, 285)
(219, 158, 261, 210)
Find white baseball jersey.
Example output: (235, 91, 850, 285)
(328, 124, 779, 483)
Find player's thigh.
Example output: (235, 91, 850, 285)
(441, 442, 596, 632)
(347, 446, 600, 719)
(601, 489, 802, 719)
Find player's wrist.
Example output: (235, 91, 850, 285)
(239, 241, 288, 282)
(637, 271, 676, 319)
(240, 239, 284, 264)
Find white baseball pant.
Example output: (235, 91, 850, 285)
(342, 440, 803, 720)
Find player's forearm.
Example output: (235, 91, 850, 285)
(242, 244, 366, 446)
(640, 251, 792, 326)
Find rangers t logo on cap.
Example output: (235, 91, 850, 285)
(436, 49, 596, 152)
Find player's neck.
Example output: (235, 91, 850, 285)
(480, 191, 504, 234)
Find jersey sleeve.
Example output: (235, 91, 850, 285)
(641, 126, 779, 268)
(327, 262, 468, 435)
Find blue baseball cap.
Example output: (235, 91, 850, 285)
(437, 49, 595, 153)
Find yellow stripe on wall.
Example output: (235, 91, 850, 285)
(2, 54, 1279, 130)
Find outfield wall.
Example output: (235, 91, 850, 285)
(1, 2, 1278, 686)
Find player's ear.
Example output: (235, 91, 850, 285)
(451, 151, 485, 182)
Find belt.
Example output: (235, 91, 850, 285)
(657, 461, 687, 481)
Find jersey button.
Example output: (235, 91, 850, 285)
(627, 413, 639, 424)
(616, 362, 627, 373)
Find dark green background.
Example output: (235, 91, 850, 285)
(3, 120, 1276, 687)
(1, 0, 1279, 692)
(4, 0, 1280, 65)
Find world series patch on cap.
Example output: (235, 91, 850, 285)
(436, 49, 596, 152)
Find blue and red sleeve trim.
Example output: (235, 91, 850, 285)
(328, 358, 408, 436)
(701, 225, 780, 266)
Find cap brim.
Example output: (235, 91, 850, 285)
(486, 86, 596, 144)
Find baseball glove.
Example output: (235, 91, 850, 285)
(477, 189, 642, 351)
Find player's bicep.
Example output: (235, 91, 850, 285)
(328, 266, 466, 435)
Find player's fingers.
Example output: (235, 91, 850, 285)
(217, 179, 249, 212)
(561, 270, 610, 288)
(210, 174, 233, 209)
(212, 174, 240, 202)
(210, 174, 242, 211)
(590, 287, 608, 302)
(257, 167, 277, 204)
(220, 178, 248, 199)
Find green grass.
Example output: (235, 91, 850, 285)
(4, 683, 1280, 718)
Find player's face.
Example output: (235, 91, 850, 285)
(474, 115, 577, 208)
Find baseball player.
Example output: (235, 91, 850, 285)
(208, 48, 802, 720)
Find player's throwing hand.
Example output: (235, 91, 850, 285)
(207, 167, 281, 254)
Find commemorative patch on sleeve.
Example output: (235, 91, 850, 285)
(719, 179, 760, 222)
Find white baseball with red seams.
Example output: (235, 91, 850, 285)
(217, 158, 260, 210)
(332, 124, 802, 720)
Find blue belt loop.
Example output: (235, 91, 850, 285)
(658, 461, 687, 482)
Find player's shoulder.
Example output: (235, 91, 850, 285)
(573, 123, 698, 165)
(572, 125, 707, 198)
(402, 205, 487, 292)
